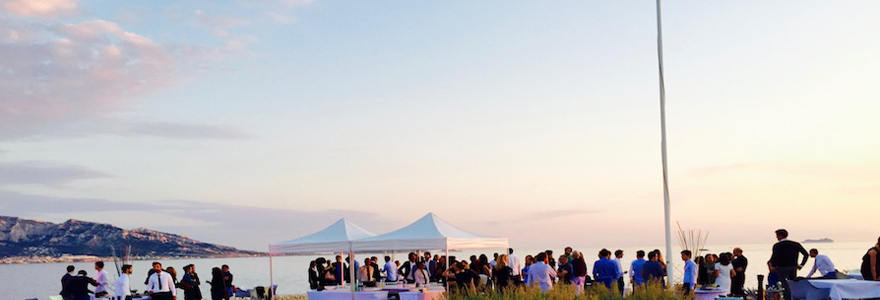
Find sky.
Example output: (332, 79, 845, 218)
(1, 0, 879, 252)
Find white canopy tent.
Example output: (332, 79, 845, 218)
(352, 213, 508, 252)
(268, 219, 377, 299)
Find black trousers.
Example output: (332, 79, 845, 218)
(776, 267, 797, 300)
(617, 277, 625, 295)
(151, 292, 174, 300)
(731, 275, 745, 296)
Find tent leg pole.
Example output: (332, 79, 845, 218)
(445, 246, 449, 290)
(269, 249, 275, 300)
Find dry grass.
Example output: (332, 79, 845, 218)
(446, 282, 690, 300)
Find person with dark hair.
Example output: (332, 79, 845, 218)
(642, 252, 665, 286)
(508, 248, 522, 284)
(181, 264, 203, 300)
(696, 256, 709, 287)
(770, 229, 808, 300)
(61, 265, 76, 300)
(381, 256, 397, 282)
(442, 261, 476, 293)
(592, 249, 619, 289)
(221, 265, 233, 299)
(564, 247, 574, 261)
(209, 267, 226, 300)
(116, 264, 133, 300)
(556, 255, 573, 284)
(413, 261, 430, 286)
(806, 249, 836, 278)
(475, 254, 492, 285)
(146, 262, 177, 300)
(652, 249, 667, 275)
(861, 237, 880, 281)
(630, 250, 647, 288)
(358, 258, 377, 287)
(66, 270, 98, 300)
(166, 266, 179, 286)
(732, 248, 748, 296)
(370, 256, 382, 282)
(545, 250, 556, 268)
(399, 252, 418, 283)
(332, 255, 344, 285)
(94, 261, 109, 297)
(307, 261, 320, 290)
(681, 250, 696, 295)
(526, 252, 556, 292)
(613, 250, 626, 296)
(715, 253, 735, 295)
(705, 254, 718, 284)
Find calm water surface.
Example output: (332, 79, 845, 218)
(2, 242, 871, 300)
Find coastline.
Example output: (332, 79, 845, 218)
(0, 253, 266, 265)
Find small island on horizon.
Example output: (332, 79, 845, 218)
(802, 238, 834, 243)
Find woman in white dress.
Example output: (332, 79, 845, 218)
(714, 253, 737, 295)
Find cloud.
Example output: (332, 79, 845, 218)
(2, 0, 77, 17)
(0, 17, 177, 140)
(194, 10, 250, 29)
(0, 190, 389, 251)
(0, 161, 110, 187)
(112, 121, 254, 140)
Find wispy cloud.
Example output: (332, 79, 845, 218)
(112, 121, 254, 140)
(2, 0, 77, 17)
(0, 161, 110, 187)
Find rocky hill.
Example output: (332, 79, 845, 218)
(0, 215, 262, 258)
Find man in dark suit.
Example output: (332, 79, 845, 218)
(770, 229, 808, 300)
(60, 265, 75, 300)
(370, 257, 382, 282)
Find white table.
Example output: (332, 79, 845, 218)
(805, 279, 880, 300)
(694, 289, 726, 300)
(307, 290, 389, 300)
(399, 291, 445, 300)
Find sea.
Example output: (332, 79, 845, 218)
(2, 241, 872, 300)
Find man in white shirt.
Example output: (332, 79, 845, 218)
(146, 261, 176, 300)
(115, 264, 132, 300)
(526, 252, 557, 292)
(612, 250, 627, 296)
(807, 249, 837, 278)
(94, 261, 110, 297)
(382, 256, 398, 282)
(508, 248, 522, 284)
(358, 258, 376, 286)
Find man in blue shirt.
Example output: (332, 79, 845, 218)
(642, 252, 666, 287)
(681, 250, 697, 295)
(592, 249, 620, 289)
(629, 250, 647, 288)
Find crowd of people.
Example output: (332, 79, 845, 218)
(305, 231, 880, 298)
(59, 261, 235, 300)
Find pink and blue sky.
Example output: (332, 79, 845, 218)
(1, 0, 879, 251)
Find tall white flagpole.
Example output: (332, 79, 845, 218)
(655, 0, 675, 288)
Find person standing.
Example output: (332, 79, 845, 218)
(681, 250, 696, 296)
(556, 255, 573, 284)
(806, 249, 837, 278)
(382, 256, 398, 282)
(181, 264, 203, 300)
(412, 261, 431, 286)
(492, 254, 514, 291)
(642, 252, 665, 286)
(508, 248, 522, 284)
(221, 265, 233, 299)
(398, 252, 418, 283)
(66, 270, 98, 300)
(714, 253, 735, 295)
(209, 267, 226, 300)
(630, 251, 647, 288)
(861, 237, 880, 281)
(357, 258, 376, 287)
(732, 248, 748, 296)
(94, 261, 109, 298)
(526, 252, 557, 292)
(115, 264, 133, 300)
(592, 249, 620, 290)
(613, 250, 626, 296)
(61, 265, 76, 300)
(370, 257, 382, 282)
(146, 262, 177, 300)
(769, 229, 808, 300)
(571, 251, 588, 294)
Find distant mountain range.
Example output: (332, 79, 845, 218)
(0, 215, 262, 258)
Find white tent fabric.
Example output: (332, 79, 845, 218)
(352, 213, 508, 252)
(269, 218, 377, 254)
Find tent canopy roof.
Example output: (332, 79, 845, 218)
(269, 218, 376, 254)
(352, 213, 508, 252)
